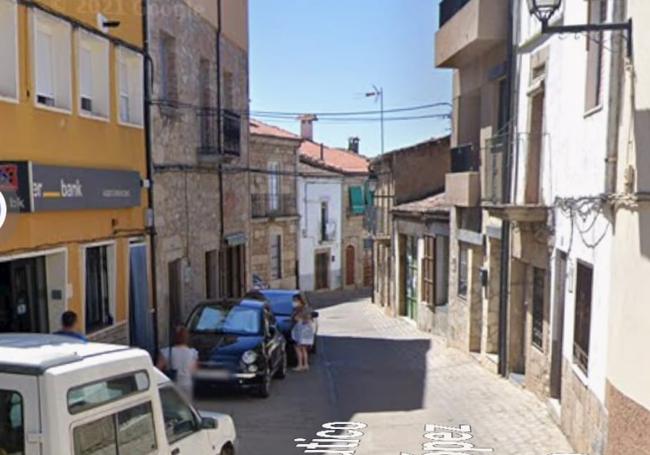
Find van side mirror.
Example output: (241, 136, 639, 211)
(200, 416, 218, 430)
(311, 311, 319, 319)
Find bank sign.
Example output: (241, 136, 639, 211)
(0, 162, 142, 212)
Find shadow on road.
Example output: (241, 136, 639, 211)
(306, 288, 372, 310)
(319, 334, 431, 420)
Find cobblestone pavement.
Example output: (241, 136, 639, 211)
(196, 290, 575, 455)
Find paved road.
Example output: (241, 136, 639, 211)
(196, 291, 574, 455)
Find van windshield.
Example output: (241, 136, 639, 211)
(0, 390, 24, 455)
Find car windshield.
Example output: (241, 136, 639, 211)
(264, 293, 297, 316)
(189, 305, 261, 335)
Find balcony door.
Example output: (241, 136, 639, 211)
(525, 89, 545, 204)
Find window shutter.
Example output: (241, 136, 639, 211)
(79, 46, 92, 102)
(36, 29, 54, 98)
(119, 60, 129, 121)
(349, 186, 365, 214)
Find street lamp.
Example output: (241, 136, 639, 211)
(527, 0, 633, 57)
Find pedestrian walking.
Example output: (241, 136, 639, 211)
(157, 326, 198, 400)
(291, 294, 315, 371)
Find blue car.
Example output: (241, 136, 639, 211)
(188, 298, 287, 398)
(259, 290, 319, 356)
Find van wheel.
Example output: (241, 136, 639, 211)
(220, 443, 235, 455)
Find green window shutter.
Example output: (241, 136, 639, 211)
(349, 186, 365, 214)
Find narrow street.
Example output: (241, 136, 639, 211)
(197, 291, 574, 455)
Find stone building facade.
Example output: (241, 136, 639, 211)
(369, 137, 451, 316)
(148, 0, 250, 345)
(249, 120, 301, 289)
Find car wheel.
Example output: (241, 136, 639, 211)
(274, 353, 287, 379)
(256, 369, 272, 398)
(220, 443, 235, 455)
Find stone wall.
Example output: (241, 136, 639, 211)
(606, 381, 650, 455)
(251, 220, 298, 289)
(561, 359, 608, 455)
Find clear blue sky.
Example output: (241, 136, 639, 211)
(249, 0, 452, 157)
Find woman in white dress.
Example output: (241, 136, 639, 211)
(291, 295, 315, 371)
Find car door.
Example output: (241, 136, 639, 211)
(0, 374, 40, 455)
(159, 385, 215, 454)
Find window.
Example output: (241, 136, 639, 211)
(160, 32, 177, 101)
(270, 234, 282, 280)
(458, 243, 469, 298)
(199, 58, 214, 150)
(223, 70, 234, 110)
(532, 267, 545, 350)
(117, 47, 144, 126)
(68, 371, 150, 414)
(33, 10, 72, 110)
(0, 390, 24, 455)
(77, 30, 109, 118)
(268, 162, 280, 211)
(573, 262, 593, 374)
(85, 245, 113, 333)
(320, 201, 329, 242)
(73, 402, 157, 455)
(0, 0, 18, 101)
(349, 186, 365, 215)
(585, 0, 607, 111)
(159, 386, 199, 444)
(189, 305, 261, 336)
(422, 236, 436, 306)
(205, 250, 218, 299)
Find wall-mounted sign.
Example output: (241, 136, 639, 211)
(0, 161, 142, 212)
(0, 162, 32, 212)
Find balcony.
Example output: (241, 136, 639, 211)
(196, 108, 242, 160)
(446, 172, 480, 207)
(482, 135, 505, 205)
(435, 0, 508, 68)
(251, 194, 297, 219)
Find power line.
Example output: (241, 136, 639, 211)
(254, 113, 451, 124)
(251, 102, 452, 118)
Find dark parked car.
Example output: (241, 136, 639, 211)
(259, 290, 319, 356)
(188, 299, 287, 398)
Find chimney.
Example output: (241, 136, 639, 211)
(348, 137, 360, 154)
(300, 114, 318, 141)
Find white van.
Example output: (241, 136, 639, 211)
(0, 334, 237, 455)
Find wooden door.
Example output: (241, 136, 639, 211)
(345, 245, 355, 286)
(315, 252, 329, 290)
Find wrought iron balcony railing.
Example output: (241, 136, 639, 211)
(196, 108, 242, 158)
(251, 193, 297, 219)
(439, 0, 472, 27)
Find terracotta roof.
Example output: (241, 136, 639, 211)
(299, 141, 369, 175)
(250, 119, 301, 140)
(392, 192, 450, 215)
(250, 119, 370, 174)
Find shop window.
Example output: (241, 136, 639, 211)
(573, 262, 593, 374)
(73, 402, 157, 455)
(458, 243, 469, 298)
(85, 244, 114, 333)
(532, 267, 545, 350)
(117, 47, 144, 126)
(77, 30, 109, 119)
(33, 10, 72, 111)
(0, 389, 24, 455)
(0, 0, 18, 101)
(270, 234, 282, 280)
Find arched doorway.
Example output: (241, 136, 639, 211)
(345, 245, 355, 286)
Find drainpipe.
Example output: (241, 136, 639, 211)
(498, 0, 517, 378)
(142, 0, 159, 354)
(604, 0, 626, 195)
(217, 0, 226, 296)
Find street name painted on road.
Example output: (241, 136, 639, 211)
(401, 424, 493, 455)
(294, 421, 367, 454)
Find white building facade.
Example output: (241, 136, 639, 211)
(500, 1, 620, 452)
(297, 167, 343, 291)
